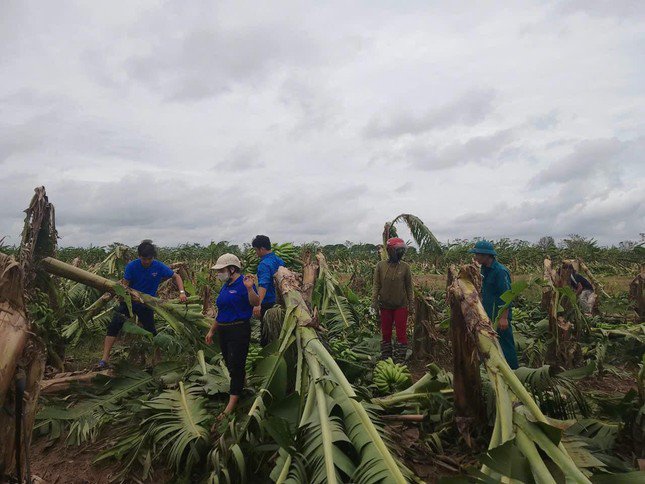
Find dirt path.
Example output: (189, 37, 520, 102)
(29, 437, 171, 484)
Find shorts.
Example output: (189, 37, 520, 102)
(106, 301, 157, 337)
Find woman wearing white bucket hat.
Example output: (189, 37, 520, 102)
(205, 253, 260, 418)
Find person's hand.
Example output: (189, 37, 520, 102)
(205, 323, 217, 344)
(498, 315, 509, 331)
(253, 305, 262, 319)
(179, 292, 188, 303)
(243, 275, 255, 290)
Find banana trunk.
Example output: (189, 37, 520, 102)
(448, 264, 590, 483)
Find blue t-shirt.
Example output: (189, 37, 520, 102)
(216, 275, 255, 323)
(481, 260, 513, 322)
(257, 252, 285, 305)
(124, 259, 174, 297)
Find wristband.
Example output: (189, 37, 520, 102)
(180, 290, 185, 294)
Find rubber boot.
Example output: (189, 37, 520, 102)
(379, 341, 392, 361)
(393, 342, 408, 364)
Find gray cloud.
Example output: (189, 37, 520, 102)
(557, 0, 645, 20)
(364, 89, 496, 138)
(395, 182, 413, 193)
(124, 22, 321, 101)
(0, 92, 161, 165)
(1, 1, 643, 247)
(1, 173, 262, 246)
(445, 181, 645, 243)
(530, 111, 559, 131)
(212, 145, 264, 171)
(408, 128, 516, 170)
(530, 137, 644, 187)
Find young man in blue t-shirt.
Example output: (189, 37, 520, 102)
(251, 235, 285, 346)
(98, 240, 187, 368)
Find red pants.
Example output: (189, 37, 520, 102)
(380, 308, 408, 344)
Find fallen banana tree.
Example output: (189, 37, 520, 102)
(208, 266, 414, 483)
(39, 257, 212, 337)
(448, 264, 591, 483)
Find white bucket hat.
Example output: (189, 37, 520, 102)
(211, 253, 242, 270)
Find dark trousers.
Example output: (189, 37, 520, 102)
(107, 302, 156, 337)
(218, 321, 251, 396)
(259, 302, 275, 347)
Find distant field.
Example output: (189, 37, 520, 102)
(414, 273, 634, 295)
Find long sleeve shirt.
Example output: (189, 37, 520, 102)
(481, 260, 512, 322)
(372, 261, 414, 311)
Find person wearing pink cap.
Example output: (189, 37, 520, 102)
(372, 237, 414, 362)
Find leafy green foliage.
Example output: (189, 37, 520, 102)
(513, 366, 590, 419)
(389, 213, 443, 255)
(36, 367, 169, 445)
(28, 234, 644, 483)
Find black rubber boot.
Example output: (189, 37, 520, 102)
(380, 341, 392, 360)
(393, 342, 408, 364)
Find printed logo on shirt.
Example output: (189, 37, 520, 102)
(152, 272, 158, 277)
(229, 290, 238, 294)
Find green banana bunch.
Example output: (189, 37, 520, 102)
(246, 344, 263, 375)
(243, 243, 302, 273)
(329, 340, 370, 362)
(330, 339, 350, 355)
(373, 358, 412, 394)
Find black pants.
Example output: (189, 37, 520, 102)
(218, 321, 251, 396)
(107, 302, 156, 337)
(259, 302, 275, 347)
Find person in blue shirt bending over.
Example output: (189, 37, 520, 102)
(251, 235, 285, 346)
(99, 240, 187, 368)
(469, 240, 519, 369)
(205, 254, 260, 419)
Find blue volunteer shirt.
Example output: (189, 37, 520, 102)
(216, 275, 255, 323)
(257, 252, 285, 305)
(124, 259, 174, 297)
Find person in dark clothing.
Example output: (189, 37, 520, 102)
(469, 240, 519, 369)
(251, 235, 285, 346)
(566, 264, 596, 315)
(99, 240, 187, 368)
(205, 253, 260, 419)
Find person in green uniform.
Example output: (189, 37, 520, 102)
(469, 240, 519, 369)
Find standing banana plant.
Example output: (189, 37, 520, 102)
(208, 266, 414, 483)
(382, 214, 443, 259)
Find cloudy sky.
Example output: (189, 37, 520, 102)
(1, 0, 644, 248)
